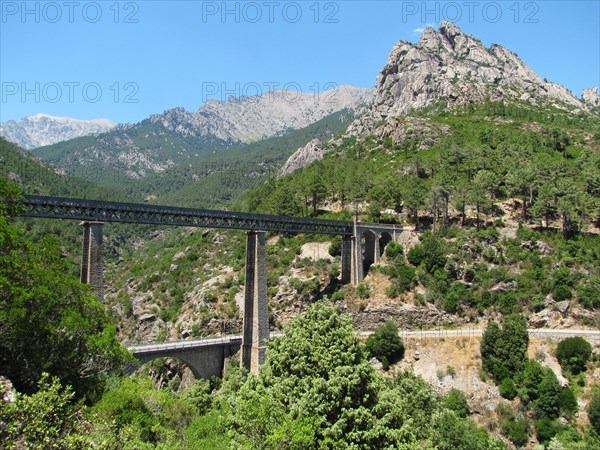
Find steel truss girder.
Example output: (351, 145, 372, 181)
(21, 195, 353, 236)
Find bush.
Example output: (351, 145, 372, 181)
(442, 389, 469, 418)
(559, 387, 578, 416)
(0, 374, 88, 448)
(356, 283, 370, 299)
(389, 265, 416, 296)
(364, 321, 404, 371)
(481, 315, 529, 383)
(556, 337, 592, 375)
(443, 283, 466, 314)
(499, 377, 517, 400)
(407, 233, 446, 274)
(384, 241, 403, 260)
(589, 389, 600, 434)
(328, 236, 342, 257)
(553, 284, 572, 301)
(501, 418, 529, 447)
(535, 417, 561, 444)
(331, 290, 344, 302)
(577, 277, 600, 309)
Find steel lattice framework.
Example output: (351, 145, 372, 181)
(21, 195, 353, 236)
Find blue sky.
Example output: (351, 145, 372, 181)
(1, 1, 599, 124)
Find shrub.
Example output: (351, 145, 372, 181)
(407, 233, 446, 273)
(556, 337, 592, 375)
(356, 283, 370, 299)
(577, 277, 600, 309)
(331, 290, 344, 302)
(389, 265, 416, 295)
(535, 417, 561, 444)
(553, 284, 572, 301)
(328, 236, 342, 257)
(384, 241, 403, 260)
(499, 377, 517, 400)
(364, 321, 404, 371)
(481, 315, 529, 383)
(385, 284, 399, 299)
(442, 389, 469, 418)
(559, 387, 578, 416)
(501, 418, 529, 447)
(442, 283, 465, 314)
(589, 389, 600, 434)
(553, 266, 574, 287)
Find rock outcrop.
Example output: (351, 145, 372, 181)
(348, 22, 591, 137)
(150, 85, 373, 143)
(582, 87, 600, 107)
(279, 138, 326, 176)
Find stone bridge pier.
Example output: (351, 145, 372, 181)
(81, 221, 104, 301)
(242, 231, 268, 375)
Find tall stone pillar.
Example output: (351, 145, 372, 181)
(351, 232, 363, 286)
(374, 234, 381, 264)
(81, 221, 104, 301)
(341, 236, 352, 284)
(241, 231, 268, 374)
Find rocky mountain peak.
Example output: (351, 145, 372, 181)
(364, 22, 583, 126)
(149, 85, 373, 144)
(0, 114, 116, 150)
(582, 87, 600, 107)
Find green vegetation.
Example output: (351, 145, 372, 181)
(481, 314, 529, 383)
(2, 82, 599, 448)
(364, 321, 405, 370)
(480, 315, 594, 445)
(2, 301, 508, 448)
(556, 336, 592, 375)
(442, 389, 469, 418)
(0, 178, 131, 401)
(590, 388, 600, 434)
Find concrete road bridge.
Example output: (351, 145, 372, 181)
(126, 328, 600, 379)
(21, 195, 407, 376)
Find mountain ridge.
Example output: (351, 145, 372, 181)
(0, 114, 116, 150)
(29, 86, 372, 182)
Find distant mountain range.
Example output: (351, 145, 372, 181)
(15, 86, 371, 181)
(0, 114, 116, 150)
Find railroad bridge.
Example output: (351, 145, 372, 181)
(22, 195, 406, 377)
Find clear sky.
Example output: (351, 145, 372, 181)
(1, 1, 599, 124)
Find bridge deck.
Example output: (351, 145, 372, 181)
(127, 335, 243, 355)
(21, 195, 354, 236)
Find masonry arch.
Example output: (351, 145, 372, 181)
(131, 342, 240, 380)
(132, 354, 203, 379)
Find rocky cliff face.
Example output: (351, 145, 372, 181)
(150, 85, 373, 143)
(0, 114, 115, 150)
(583, 87, 600, 108)
(279, 139, 326, 176)
(349, 22, 595, 137)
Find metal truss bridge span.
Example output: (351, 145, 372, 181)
(22, 195, 354, 236)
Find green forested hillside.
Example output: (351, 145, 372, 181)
(0, 137, 150, 276)
(121, 109, 354, 209)
(238, 100, 600, 319)
(31, 119, 231, 187)
(245, 101, 599, 236)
